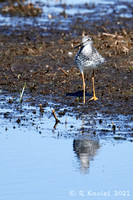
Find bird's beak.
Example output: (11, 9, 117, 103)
(74, 42, 83, 49)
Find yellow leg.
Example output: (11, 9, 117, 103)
(81, 72, 85, 103)
(89, 77, 98, 101)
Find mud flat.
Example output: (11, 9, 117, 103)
(0, 0, 133, 124)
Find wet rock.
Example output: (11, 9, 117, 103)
(7, 98, 13, 104)
(4, 112, 10, 118)
(16, 118, 21, 124)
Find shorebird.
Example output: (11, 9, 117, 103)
(74, 36, 105, 103)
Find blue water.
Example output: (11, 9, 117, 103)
(0, 0, 133, 30)
(0, 93, 133, 200)
(0, 132, 133, 200)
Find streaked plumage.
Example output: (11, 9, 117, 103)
(75, 36, 105, 73)
(74, 36, 105, 103)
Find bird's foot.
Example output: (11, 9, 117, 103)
(89, 96, 98, 101)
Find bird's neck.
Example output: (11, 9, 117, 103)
(82, 44, 92, 56)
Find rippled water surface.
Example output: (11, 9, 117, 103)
(0, 0, 133, 29)
(0, 92, 133, 200)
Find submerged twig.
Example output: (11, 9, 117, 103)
(52, 109, 60, 123)
(39, 104, 44, 114)
(111, 121, 116, 133)
(19, 82, 26, 103)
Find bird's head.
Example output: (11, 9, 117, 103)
(82, 36, 92, 45)
(74, 36, 93, 49)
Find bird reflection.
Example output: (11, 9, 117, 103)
(73, 139, 100, 174)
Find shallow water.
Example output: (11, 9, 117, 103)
(0, 92, 133, 200)
(0, 134, 133, 200)
(0, 0, 133, 30)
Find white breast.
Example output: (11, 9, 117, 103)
(82, 44, 92, 57)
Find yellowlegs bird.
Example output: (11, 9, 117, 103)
(74, 36, 105, 103)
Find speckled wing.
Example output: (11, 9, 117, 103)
(91, 47, 105, 66)
(75, 46, 105, 72)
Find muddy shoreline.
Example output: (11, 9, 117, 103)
(0, 1, 133, 116)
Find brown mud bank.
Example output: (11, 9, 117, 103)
(0, 16, 133, 115)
